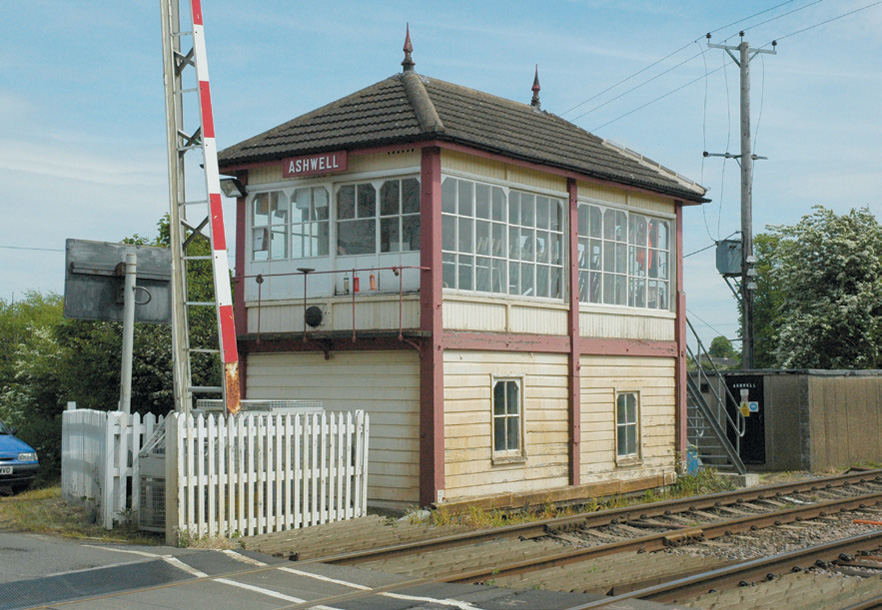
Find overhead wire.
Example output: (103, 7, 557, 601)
(771, 0, 882, 42)
(0, 245, 64, 253)
(562, 0, 802, 118)
(696, 39, 717, 243)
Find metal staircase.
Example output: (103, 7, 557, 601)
(685, 319, 747, 475)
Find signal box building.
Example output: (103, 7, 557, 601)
(218, 38, 707, 509)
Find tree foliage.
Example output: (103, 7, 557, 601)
(0, 216, 222, 483)
(708, 335, 735, 360)
(753, 206, 882, 369)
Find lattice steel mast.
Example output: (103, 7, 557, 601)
(160, 0, 240, 414)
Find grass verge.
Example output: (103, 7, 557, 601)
(0, 485, 161, 545)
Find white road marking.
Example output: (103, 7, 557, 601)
(278, 566, 484, 610)
(220, 549, 268, 566)
(214, 578, 340, 610)
(162, 555, 208, 578)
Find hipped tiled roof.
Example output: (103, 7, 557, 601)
(218, 72, 707, 203)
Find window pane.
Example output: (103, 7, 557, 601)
(252, 228, 268, 261)
(589, 270, 601, 303)
(458, 217, 473, 253)
(402, 215, 420, 251)
(292, 189, 311, 223)
(458, 180, 473, 216)
(657, 220, 669, 250)
(590, 206, 602, 238)
(380, 180, 399, 216)
(626, 426, 637, 455)
(492, 258, 506, 293)
(604, 242, 615, 272)
(476, 220, 491, 256)
(509, 227, 520, 260)
(536, 197, 549, 229)
(337, 219, 375, 255)
(521, 229, 534, 261)
(253, 193, 269, 225)
(616, 243, 627, 273)
(314, 187, 329, 219)
(578, 205, 589, 236)
(508, 191, 520, 225)
(316, 222, 329, 256)
(337, 185, 355, 219)
(550, 200, 562, 231)
(657, 252, 668, 279)
(509, 261, 519, 294)
(536, 265, 549, 298)
(617, 426, 627, 456)
(492, 187, 505, 221)
(270, 226, 286, 259)
(357, 184, 376, 218)
(291, 225, 305, 259)
(492, 222, 506, 257)
(550, 233, 561, 265)
(521, 263, 535, 296)
(402, 178, 420, 214)
(521, 194, 535, 226)
(476, 257, 491, 292)
(617, 394, 627, 421)
(614, 275, 626, 304)
(536, 231, 549, 263)
(630, 215, 646, 246)
(603, 274, 614, 305)
(551, 266, 562, 299)
(494, 382, 506, 415)
(629, 277, 646, 307)
(616, 211, 626, 240)
(603, 209, 616, 239)
(506, 381, 518, 414)
(476, 183, 490, 219)
(442, 178, 456, 214)
(590, 239, 602, 270)
(380, 217, 399, 253)
(442, 215, 456, 251)
(494, 417, 505, 451)
(442, 253, 456, 288)
(458, 254, 473, 290)
(507, 417, 519, 451)
(627, 395, 637, 421)
(657, 281, 668, 310)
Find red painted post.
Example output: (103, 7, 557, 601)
(419, 146, 445, 506)
(567, 179, 581, 486)
(675, 205, 688, 465)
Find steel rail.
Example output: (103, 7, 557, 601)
(559, 530, 882, 609)
(438, 489, 882, 584)
(315, 469, 882, 566)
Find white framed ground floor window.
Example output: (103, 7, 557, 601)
(492, 377, 524, 463)
(615, 391, 640, 464)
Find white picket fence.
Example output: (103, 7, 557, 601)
(61, 409, 164, 529)
(163, 410, 369, 540)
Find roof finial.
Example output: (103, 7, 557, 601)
(531, 64, 541, 110)
(402, 23, 415, 73)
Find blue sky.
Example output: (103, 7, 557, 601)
(2, 0, 880, 349)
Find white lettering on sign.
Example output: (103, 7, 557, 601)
(283, 151, 348, 178)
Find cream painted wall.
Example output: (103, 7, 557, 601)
(246, 350, 421, 504)
(579, 355, 677, 483)
(443, 350, 570, 500)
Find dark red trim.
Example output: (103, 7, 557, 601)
(420, 147, 445, 507)
(240, 335, 418, 353)
(567, 179, 581, 486)
(577, 337, 678, 358)
(674, 205, 688, 460)
(443, 331, 570, 353)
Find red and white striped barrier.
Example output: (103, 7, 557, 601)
(189, 0, 240, 414)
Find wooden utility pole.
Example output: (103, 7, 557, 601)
(706, 33, 776, 369)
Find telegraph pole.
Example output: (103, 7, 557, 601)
(706, 33, 776, 369)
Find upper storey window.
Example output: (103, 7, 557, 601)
(250, 177, 420, 261)
(252, 192, 287, 261)
(336, 178, 421, 256)
(577, 202, 671, 311)
(441, 177, 564, 300)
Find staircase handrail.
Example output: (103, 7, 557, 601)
(686, 318, 747, 443)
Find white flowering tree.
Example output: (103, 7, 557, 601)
(755, 206, 882, 369)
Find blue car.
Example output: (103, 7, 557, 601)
(0, 419, 39, 493)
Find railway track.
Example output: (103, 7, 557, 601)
(240, 469, 882, 609)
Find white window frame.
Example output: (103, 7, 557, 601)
(251, 191, 288, 261)
(492, 376, 526, 463)
(615, 390, 641, 464)
(577, 200, 674, 312)
(291, 185, 330, 259)
(441, 176, 566, 301)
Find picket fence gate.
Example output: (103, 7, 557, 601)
(61, 409, 164, 529)
(159, 410, 369, 541)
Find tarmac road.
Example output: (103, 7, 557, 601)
(0, 531, 677, 610)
